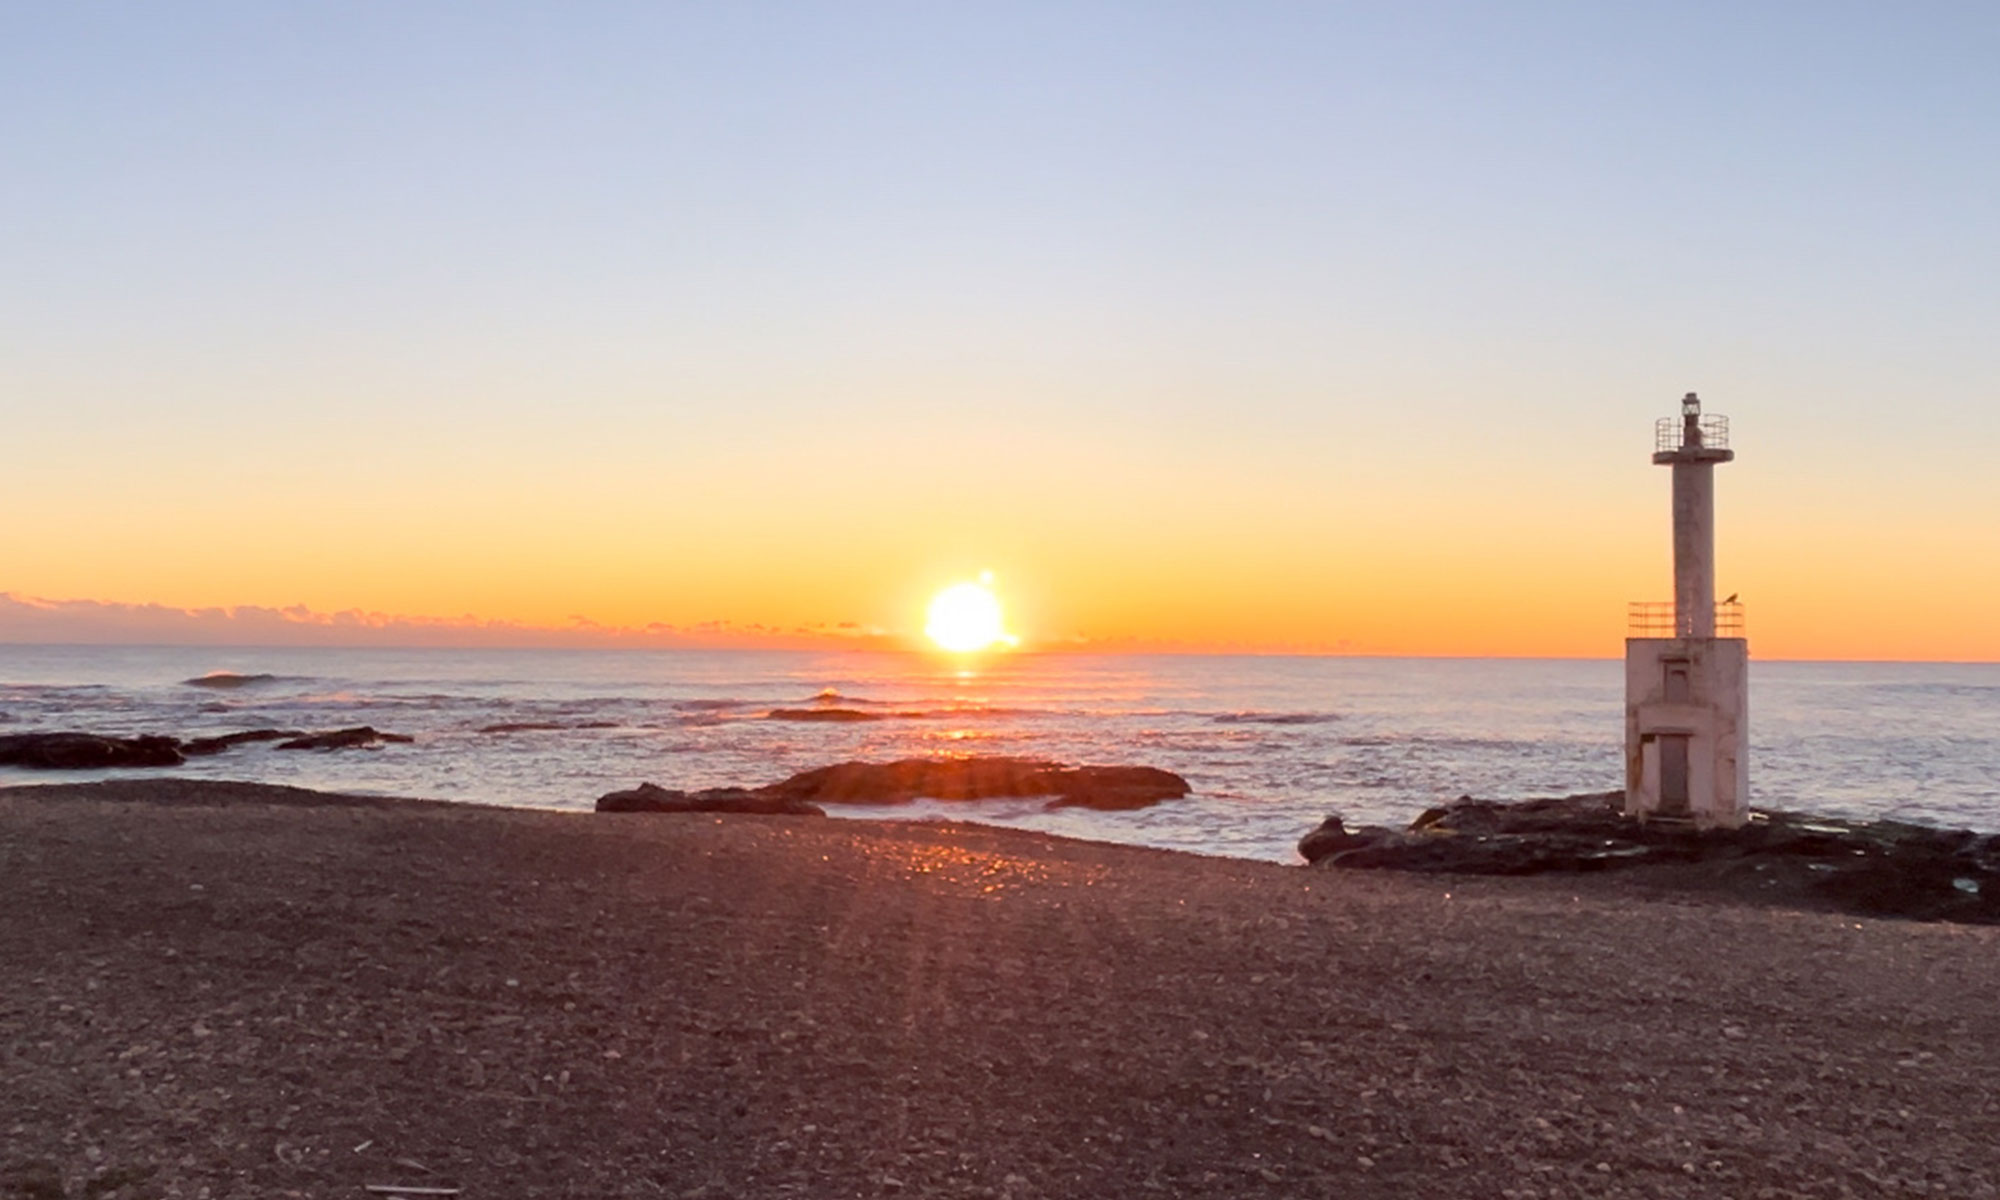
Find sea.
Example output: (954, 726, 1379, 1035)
(2, 645, 1996, 862)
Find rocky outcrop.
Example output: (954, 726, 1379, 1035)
(0, 732, 187, 769)
(762, 758, 1191, 810)
(597, 756, 1192, 816)
(1301, 792, 2000, 924)
(182, 729, 304, 756)
(1041, 766, 1194, 810)
(596, 783, 826, 816)
(275, 727, 415, 751)
(1297, 815, 1398, 864)
(0, 726, 418, 768)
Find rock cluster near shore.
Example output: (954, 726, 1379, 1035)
(0, 732, 187, 769)
(0, 726, 414, 769)
(598, 755, 1192, 816)
(1302, 792, 2000, 924)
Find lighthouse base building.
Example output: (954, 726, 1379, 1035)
(1624, 636, 1748, 826)
(1624, 393, 1749, 828)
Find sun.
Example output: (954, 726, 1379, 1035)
(925, 574, 1016, 653)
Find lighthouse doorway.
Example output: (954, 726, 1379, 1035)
(1659, 735, 1691, 815)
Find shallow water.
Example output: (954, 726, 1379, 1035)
(2, 646, 1995, 861)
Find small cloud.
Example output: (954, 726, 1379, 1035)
(0, 591, 890, 650)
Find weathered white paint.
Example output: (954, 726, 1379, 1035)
(1624, 636, 1749, 827)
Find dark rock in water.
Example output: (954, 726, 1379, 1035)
(0, 732, 186, 769)
(275, 727, 414, 751)
(596, 755, 1191, 817)
(182, 673, 280, 689)
(1042, 766, 1194, 810)
(764, 757, 1190, 810)
(1301, 791, 2000, 925)
(182, 729, 305, 756)
(765, 708, 886, 723)
(596, 783, 825, 816)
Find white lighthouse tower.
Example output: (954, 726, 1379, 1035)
(1624, 392, 1749, 827)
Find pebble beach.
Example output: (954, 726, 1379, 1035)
(4, 778, 1999, 1198)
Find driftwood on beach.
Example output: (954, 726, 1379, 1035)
(598, 755, 1192, 815)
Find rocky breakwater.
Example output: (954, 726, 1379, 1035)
(274, 727, 414, 751)
(0, 732, 188, 769)
(0, 726, 414, 770)
(1300, 792, 2000, 924)
(598, 755, 1192, 816)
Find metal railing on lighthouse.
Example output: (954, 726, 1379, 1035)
(1628, 600, 1745, 638)
(1654, 414, 1730, 455)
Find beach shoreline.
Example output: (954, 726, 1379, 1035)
(4, 779, 1998, 1198)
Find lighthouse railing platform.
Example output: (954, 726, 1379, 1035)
(1654, 414, 1730, 455)
(1628, 600, 1745, 638)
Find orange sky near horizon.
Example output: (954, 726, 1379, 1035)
(7, 7, 1999, 663)
(5, 412, 1996, 661)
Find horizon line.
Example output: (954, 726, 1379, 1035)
(1, 639, 1994, 668)
(3, 592, 1994, 665)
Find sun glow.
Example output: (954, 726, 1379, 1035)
(925, 574, 1016, 653)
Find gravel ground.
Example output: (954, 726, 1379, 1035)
(3, 779, 1998, 1199)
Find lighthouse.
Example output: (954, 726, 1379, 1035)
(1624, 393, 1749, 827)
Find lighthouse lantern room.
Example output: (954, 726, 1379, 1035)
(1625, 393, 1749, 828)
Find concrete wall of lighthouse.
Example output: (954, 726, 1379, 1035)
(1624, 636, 1749, 827)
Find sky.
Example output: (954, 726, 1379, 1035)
(3, 2, 1997, 659)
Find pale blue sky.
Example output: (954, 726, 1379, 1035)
(3, 3, 1997, 655)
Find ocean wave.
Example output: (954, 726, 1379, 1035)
(766, 705, 1047, 724)
(1338, 734, 1534, 754)
(766, 707, 885, 723)
(802, 688, 895, 706)
(374, 692, 472, 704)
(477, 719, 629, 734)
(182, 672, 293, 689)
(1212, 711, 1341, 726)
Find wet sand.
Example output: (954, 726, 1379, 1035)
(3, 779, 1998, 1198)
